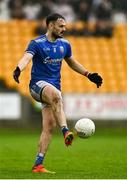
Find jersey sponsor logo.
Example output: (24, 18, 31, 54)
(43, 56, 62, 64)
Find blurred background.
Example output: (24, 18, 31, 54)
(0, 0, 127, 128)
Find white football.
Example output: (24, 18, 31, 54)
(75, 118, 95, 138)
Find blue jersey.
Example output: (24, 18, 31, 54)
(26, 34, 72, 90)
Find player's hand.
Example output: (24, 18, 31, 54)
(13, 66, 21, 83)
(88, 73, 103, 88)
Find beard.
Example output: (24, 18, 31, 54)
(52, 31, 64, 39)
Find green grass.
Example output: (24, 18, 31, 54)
(0, 127, 127, 179)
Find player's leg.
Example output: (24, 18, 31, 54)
(41, 85, 74, 146)
(41, 85, 66, 127)
(32, 106, 56, 173)
(39, 106, 56, 155)
(29, 81, 74, 147)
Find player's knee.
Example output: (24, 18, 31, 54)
(51, 92, 62, 107)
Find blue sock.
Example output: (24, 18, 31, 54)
(61, 126, 69, 136)
(34, 153, 44, 166)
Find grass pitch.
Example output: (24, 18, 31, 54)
(0, 127, 127, 179)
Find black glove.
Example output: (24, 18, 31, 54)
(13, 66, 21, 83)
(88, 73, 103, 88)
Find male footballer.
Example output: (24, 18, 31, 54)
(13, 13, 103, 173)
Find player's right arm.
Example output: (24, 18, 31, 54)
(13, 52, 33, 83)
(13, 40, 37, 83)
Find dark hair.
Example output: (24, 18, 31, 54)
(46, 13, 65, 26)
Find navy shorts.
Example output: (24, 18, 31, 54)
(29, 80, 62, 109)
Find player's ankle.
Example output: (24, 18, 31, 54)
(34, 153, 44, 166)
(61, 126, 69, 136)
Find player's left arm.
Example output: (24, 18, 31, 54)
(64, 56, 103, 88)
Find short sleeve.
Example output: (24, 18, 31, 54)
(65, 42, 72, 58)
(25, 40, 38, 56)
